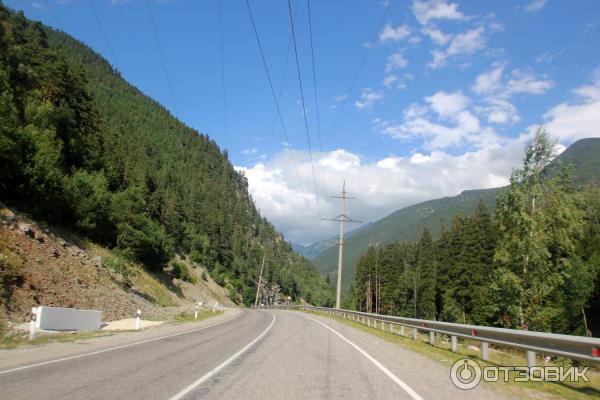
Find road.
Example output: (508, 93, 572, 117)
(0, 309, 510, 400)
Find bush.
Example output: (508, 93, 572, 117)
(201, 271, 207, 281)
(171, 261, 195, 283)
(104, 254, 133, 284)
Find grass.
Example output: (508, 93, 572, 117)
(308, 310, 600, 400)
(0, 330, 116, 350)
(172, 309, 224, 324)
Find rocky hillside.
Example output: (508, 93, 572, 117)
(0, 204, 233, 329)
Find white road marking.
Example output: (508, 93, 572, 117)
(167, 313, 276, 400)
(0, 312, 243, 376)
(302, 313, 425, 400)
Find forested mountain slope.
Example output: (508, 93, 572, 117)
(0, 5, 333, 313)
(313, 138, 600, 292)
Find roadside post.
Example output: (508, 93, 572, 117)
(194, 304, 199, 320)
(135, 309, 141, 330)
(28, 307, 37, 340)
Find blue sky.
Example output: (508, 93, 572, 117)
(8, 0, 600, 244)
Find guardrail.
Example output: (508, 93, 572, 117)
(263, 305, 600, 367)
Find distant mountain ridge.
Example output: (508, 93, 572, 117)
(310, 138, 600, 291)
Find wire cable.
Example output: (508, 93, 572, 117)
(42, 0, 64, 32)
(307, 0, 322, 153)
(287, 0, 323, 227)
(87, 0, 119, 71)
(219, 0, 229, 150)
(145, 0, 179, 118)
(322, 0, 392, 146)
(244, 0, 305, 194)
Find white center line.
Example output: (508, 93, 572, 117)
(0, 312, 242, 376)
(167, 313, 276, 400)
(301, 313, 425, 400)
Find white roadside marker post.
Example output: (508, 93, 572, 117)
(194, 304, 199, 320)
(135, 309, 141, 330)
(28, 307, 37, 341)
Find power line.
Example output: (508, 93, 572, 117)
(42, 0, 64, 32)
(244, 0, 305, 194)
(266, 0, 299, 155)
(307, 0, 322, 153)
(145, 0, 179, 118)
(323, 0, 392, 146)
(219, 0, 228, 150)
(286, 0, 322, 224)
(87, 0, 119, 71)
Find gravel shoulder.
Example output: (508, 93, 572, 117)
(0, 307, 242, 371)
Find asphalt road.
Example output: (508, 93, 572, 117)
(0, 309, 510, 400)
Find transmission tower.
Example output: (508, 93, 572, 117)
(323, 180, 361, 309)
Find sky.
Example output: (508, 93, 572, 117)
(7, 0, 600, 245)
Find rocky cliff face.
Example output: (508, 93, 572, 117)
(0, 204, 234, 331)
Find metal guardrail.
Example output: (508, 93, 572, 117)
(264, 305, 600, 366)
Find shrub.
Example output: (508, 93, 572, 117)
(171, 261, 195, 284)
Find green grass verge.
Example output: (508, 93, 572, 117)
(308, 311, 600, 400)
(172, 309, 224, 324)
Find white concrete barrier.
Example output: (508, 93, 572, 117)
(35, 306, 102, 331)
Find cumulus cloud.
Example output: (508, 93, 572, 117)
(411, 0, 467, 25)
(381, 96, 481, 150)
(425, 90, 470, 118)
(385, 51, 409, 72)
(237, 145, 523, 244)
(504, 69, 554, 96)
(379, 22, 412, 43)
(421, 25, 453, 45)
(472, 64, 505, 94)
(543, 70, 600, 142)
(355, 88, 384, 110)
(428, 27, 486, 68)
(523, 0, 548, 13)
(471, 65, 554, 124)
(382, 74, 398, 88)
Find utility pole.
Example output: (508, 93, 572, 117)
(254, 254, 266, 307)
(323, 180, 361, 309)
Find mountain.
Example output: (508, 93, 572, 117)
(0, 4, 333, 311)
(311, 138, 600, 291)
(293, 223, 374, 260)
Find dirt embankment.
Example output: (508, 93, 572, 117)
(0, 205, 235, 331)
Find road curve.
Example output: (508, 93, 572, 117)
(0, 310, 510, 400)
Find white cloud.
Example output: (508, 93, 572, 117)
(385, 51, 409, 72)
(412, 0, 467, 25)
(382, 74, 398, 88)
(421, 25, 452, 45)
(238, 145, 523, 244)
(472, 66, 553, 98)
(505, 69, 554, 96)
(524, 0, 547, 13)
(354, 88, 384, 110)
(535, 49, 564, 64)
(379, 23, 412, 43)
(428, 27, 486, 68)
(476, 98, 520, 125)
(472, 64, 505, 94)
(447, 27, 486, 56)
(425, 90, 470, 118)
(242, 148, 259, 155)
(543, 70, 600, 142)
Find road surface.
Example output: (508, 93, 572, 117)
(0, 309, 510, 399)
